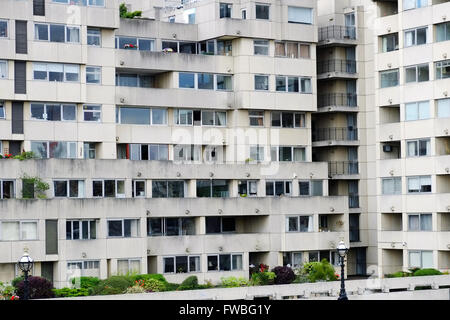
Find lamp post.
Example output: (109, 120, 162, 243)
(337, 241, 348, 300)
(18, 251, 34, 300)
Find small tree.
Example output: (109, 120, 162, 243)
(272, 266, 296, 285)
(119, 3, 142, 19)
(15, 276, 55, 299)
(21, 174, 49, 199)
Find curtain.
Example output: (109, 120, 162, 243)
(421, 251, 433, 268)
(294, 148, 305, 162)
(64, 64, 79, 81)
(215, 112, 226, 126)
(382, 179, 393, 194)
(404, 30, 414, 46)
(50, 141, 67, 158)
(288, 6, 312, 24)
(66, 27, 80, 43)
(152, 109, 167, 125)
(407, 141, 417, 157)
(403, 0, 416, 10)
(68, 142, 77, 158)
(116, 180, 125, 197)
(418, 101, 429, 119)
(409, 251, 421, 268)
(275, 42, 285, 56)
(189, 256, 200, 272)
(129, 260, 140, 273)
(292, 253, 302, 268)
(408, 215, 420, 230)
(77, 181, 85, 198)
(0, 61, 6, 78)
(301, 78, 311, 93)
(420, 214, 432, 231)
(308, 216, 313, 232)
(117, 260, 129, 275)
(438, 98, 450, 118)
(48, 63, 64, 81)
(287, 43, 298, 58)
(2, 222, 19, 240)
(232, 255, 242, 270)
(408, 177, 420, 192)
(405, 103, 418, 121)
(21, 222, 37, 240)
(31, 142, 48, 158)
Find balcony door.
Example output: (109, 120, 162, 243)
(347, 113, 357, 140)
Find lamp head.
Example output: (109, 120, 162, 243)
(18, 252, 34, 273)
(337, 241, 348, 258)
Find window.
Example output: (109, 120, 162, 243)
(349, 214, 360, 242)
(117, 259, 140, 275)
(0, 103, 4, 119)
(407, 176, 431, 193)
(299, 180, 323, 196)
(196, 180, 229, 197)
(54, 180, 85, 198)
(288, 6, 313, 24)
(147, 217, 195, 236)
(266, 181, 292, 196)
(30, 103, 76, 121)
(270, 146, 306, 162)
(382, 177, 402, 195)
(83, 105, 101, 122)
(254, 40, 269, 55)
(407, 139, 430, 157)
(93, 180, 125, 198)
(405, 64, 429, 83)
(216, 75, 232, 90)
(174, 145, 201, 162)
(238, 180, 258, 196)
(128, 144, 168, 161)
(405, 101, 429, 121)
(249, 145, 264, 162)
(249, 111, 264, 126)
(132, 180, 145, 198)
(206, 217, 236, 233)
(86, 66, 101, 84)
(242, 9, 247, 19)
(198, 73, 214, 90)
(0, 221, 38, 241)
(276, 76, 311, 93)
(380, 69, 399, 88)
(283, 252, 304, 268)
(381, 33, 399, 52)
(275, 42, 310, 59)
(435, 60, 450, 80)
(271, 112, 306, 128)
(152, 181, 185, 198)
(409, 251, 433, 269)
(0, 180, 15, 199)
(66, 220, 96, 240)
(220, 3, 232, 18)
(255, 3, 269, 20)
(0, 20, 7, 38)
(207, 254, 242, 271)
(163, 255, 200, 273)
(0, 60, 7, 79)
(107, 219, 139, 237)
(436, 22, 450, 42)
(116, 73, 154, 88)
(84, 142, 96, 159)
(161, 41, 197, 54)
(403, 0, 428, 11)
(87, 28, 101, 46)
(33, 63, 80, 82)
(408, 214, 432, 231)
(34, 23, 80, 43)
(115, 37, 154, 51)
(437, 98, 450, 118)
(286, 216, 313, 232)
(201, 110, 226, 126)
(217, 40, 232, 56)
(404, 27, 427, 47)
(255, 75, 269, 91)
(67, 260, 100, 280)
(31, 141, 77, 159)
(117, 107, 167, 125)
(179, 72, 195, 88)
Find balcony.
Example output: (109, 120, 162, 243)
(318, 26, 357, 47)
(328, 161, 359, 178)
(312, 127, 359, 147)
(317, 93, 358, 112)
(317, 60, 357, 80)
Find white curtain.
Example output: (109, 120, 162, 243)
(77, 181, 85, 198)
(232, 255, 242, 270)
(2, 222, 19, 240)
(420, 214, 432, 231)
(129, 260, 141, 273)
(403, 0, 416, 10)
(117, 260, 129, 275)
(130, 144, 140, 160)
(421, 251, 433, 268)
(409, 251, 421, 268)
(288, 6, 313, 24)
(21, 222, 37, 240)
(215, 112, 226, 126)
(404, 30, 414, 46)
(382, 179, 393, 194)
(438, 98, 450, 118)
(407, 141, 417, 157)
(189, 256, 200, 272)
(408, 177, 420, 192)
(418, 101, 429, 119)
(405, 103, 418, 121)
(67, 27, 80, 43)
(408, 215, 420, 231)
(292, 252, 303, 268)
(294, 148, 305, 162)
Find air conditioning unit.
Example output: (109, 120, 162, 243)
(383, 145, 392, 152)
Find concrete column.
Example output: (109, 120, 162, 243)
(188, 179, 197, 197)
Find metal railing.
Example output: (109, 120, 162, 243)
(312, 127, 358, 142)
(329, 161, 359, 175)
(317, 60, 357, 74)
(319, 25, 357, 41)
(318, 93, 357, 108)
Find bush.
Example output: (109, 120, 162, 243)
(53, 288, 89, 297)
(177, 276, 199, 291)
(293, 274, 309, 284)
(15, 276, 55, 299)
(91, 276, 134, 295)
(131, 274, 168, 284)
(143, 279, 166, 292)
(250, 272, 276, 286)
(71, 277, 100, 292)
(125, 285, 146, 294)
(303, 259, 337, 283)
(0, 281, 16, 300)
(11, 276, 24, 288)
(385, 271, 411, 278)
(164, 283, 180, 291)
(220, 277, 249, 288)
(272, 266, 296, 285)
(413, 268, 443, 277)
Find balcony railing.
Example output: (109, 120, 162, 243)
(318, 93, 357, 108)
(318, 25, 357, 41)
(329, 161, 359, 176)
(312, 127, 358, 142)
(349, 195, 359, 208)
(317, 60, 357, 74)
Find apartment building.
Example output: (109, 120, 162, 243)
(0, 0, 352, 288)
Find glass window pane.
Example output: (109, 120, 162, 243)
(198, 73, 214, 89)
(120, 107, 150, 125)
(219, 254, 231, 271)
(179, 73, 195, 88)
(50, 24, 65, 42)
(163, 257, 175, 273)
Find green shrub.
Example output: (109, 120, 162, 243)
(71, 277, 100, 291)
(131, 274, 168, 284)
(293, 274, 309, 284)
(164, 283, 180, 291)
(11, 276, 24, 288)
(220, 277, 249, 288)
(177, 276, 199, 291)
(13, 151, 36, 161)
(413, 268, 442, 277)
(143, 279, 166, 292)
(250, 272, 276, 286)
(125, 285, 146, 294)
(303, 259, 337, 283)
(385, 271, 411, 278)
(91, 276, 134, 295)
(53, 288, 89, 297)
(119, 3, 142, 19)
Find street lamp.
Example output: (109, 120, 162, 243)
(337, 241, 348, 300)
(18, 251, 34, 300)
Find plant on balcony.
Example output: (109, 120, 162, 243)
(14, 151, 36, 161)
(21, 174, 50, 199)
(119, 3, 142, 19)
(15, 276, 55, 299)
(272, 266, 296, 285)
(220, 276, 249, 288)
(302, 259, 338, 283)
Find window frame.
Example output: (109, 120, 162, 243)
(0, 60, 8, 79)
(406, 138, 431, 157)
(253, 39, 269, 56)
(107, 218, 140, 238)
(404, 26, 428, 47)
(404, 101, 430, 121)
(147, 217, 195, 236)
(207, 253, 243, 272)
(32, 62, 80, 83)
(254, 74, 269, 91)
(379, 69, 399, 88)
(66, 219, 96, 240)
(265, 180, 292, 197)
(0, 19, 8, 38)
(286, 215, 313, 233)
(255, 3, 270, 20)
(83, 105, 101, 122)
(435, 59, 450, 80)
(408, 213, 432, 231)
(407, 175, 432, 193)
(0, 180, 15, 199)
(115, 36, 155, 51)
(116, 106, 168, 126)
(30, 141, 77, 159)
(34, 23, 81, 43)
(381, 177, 402, 195)
(271, 111, 306, 128)
(0, 220, 39, 241)
(287, 6, 313, 25)
(86, 66, 101, 84)
(30, 102, 77, 122)
(53, 179, 85, 198)
(404, 63, 429, 83)
(163, 255, 201, 274)
(92, 179, 126, 198)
